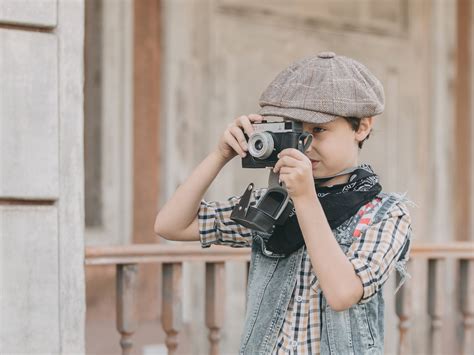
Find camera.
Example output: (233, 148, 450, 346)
(230, 119, 313, 236)
(242, 120, 305, 168)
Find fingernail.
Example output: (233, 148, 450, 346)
(242, 153, 246, 157)
(277, 153, 280, 158)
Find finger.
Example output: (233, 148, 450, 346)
(278, 148, 306, 161)
(273, 156, 301, 172)
(237, 115, 255, 137)
(248, 113, 264, 122)
(229, 126, 249, 153)
(277, 166, 293, 175)
(278, 172, 290, 187)
(225, 130, 246, 157)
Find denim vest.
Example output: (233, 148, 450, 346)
(239, 192, 411, 355)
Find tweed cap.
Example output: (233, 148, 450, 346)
(258, 52, 385, 123)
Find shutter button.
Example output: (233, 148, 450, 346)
(317, 51, 335, 59)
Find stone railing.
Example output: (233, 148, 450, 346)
(85, 242, 474, 355)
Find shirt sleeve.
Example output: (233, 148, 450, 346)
(346, 201, 412, 304)
(198, 187, 267, 248)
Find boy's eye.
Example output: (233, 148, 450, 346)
(312, 127, 326, 134)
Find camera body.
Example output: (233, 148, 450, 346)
(242, 120, 304, 168)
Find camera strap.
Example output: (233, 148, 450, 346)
(314, 166, 360, 186)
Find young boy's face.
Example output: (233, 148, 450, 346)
(301, 117, 371, 184)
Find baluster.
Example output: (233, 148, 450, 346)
(395, 259, 412, 355)
(162, 262, 183, 355)
(427, 258, 446, 354)
(116, 264, 139, 355)
(205, 262, 225, 355)
(460, 259, 474, 355)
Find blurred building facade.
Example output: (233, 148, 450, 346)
(1, 0, 473, 354)
(85, 0, 473, 354)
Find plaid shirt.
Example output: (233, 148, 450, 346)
(198, 189, 412, 354)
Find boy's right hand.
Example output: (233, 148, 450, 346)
(216, 114, 264, 161)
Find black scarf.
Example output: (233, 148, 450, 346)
(264, 164, 382, 255)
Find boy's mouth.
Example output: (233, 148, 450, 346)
(310, 159, 320, 167)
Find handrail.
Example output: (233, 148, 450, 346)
(85, 243, 252, 265)
(408, 241, 473, 258)
(85, 241, 474, 266)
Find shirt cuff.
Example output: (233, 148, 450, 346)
(349, 256, 377, 304)
(198, 200, 220, 248)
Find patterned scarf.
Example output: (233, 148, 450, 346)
(264, 164, 382, 255)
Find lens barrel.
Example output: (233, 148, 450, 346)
(248, 132, 274, 159)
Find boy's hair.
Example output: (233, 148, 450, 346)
(343, 116, 371, 149)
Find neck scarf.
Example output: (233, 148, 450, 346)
(264, 164, 382, 255)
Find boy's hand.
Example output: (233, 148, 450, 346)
(215, 114, 264, 161)
(273, 148, 316, 200)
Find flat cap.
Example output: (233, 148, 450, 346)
(258, 52, 385, 123)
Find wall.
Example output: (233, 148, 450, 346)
(0, 0, 85, 352)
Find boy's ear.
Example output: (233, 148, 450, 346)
(355, 117, 373, 142)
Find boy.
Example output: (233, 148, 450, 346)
(155, 52, 412, 354)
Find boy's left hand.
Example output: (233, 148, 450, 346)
(273, 148, 316, 200)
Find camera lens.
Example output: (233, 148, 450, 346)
(248, 132, 274, 159)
